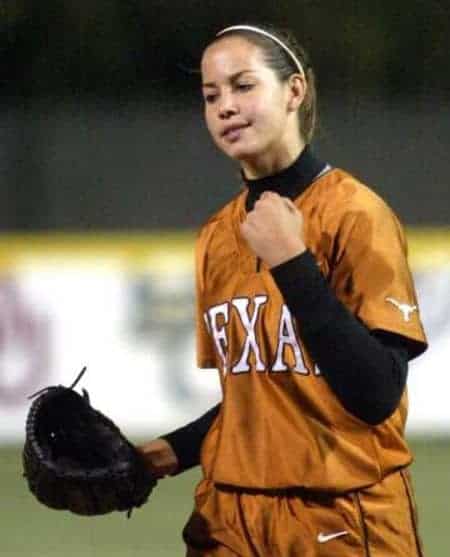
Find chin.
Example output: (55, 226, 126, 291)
(223, 142, 263, 163)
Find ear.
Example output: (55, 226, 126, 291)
(286, 74, 307, 112)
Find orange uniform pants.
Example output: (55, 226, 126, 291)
(184, 468, 425, 557)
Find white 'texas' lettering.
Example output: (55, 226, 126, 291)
(204, 297, 314, 375)
(207, 303, 229, 373)
(231, 296, 267, 373)
(272, 304, 307, 374)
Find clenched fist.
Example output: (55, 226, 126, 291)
(240, 191, 306, 268)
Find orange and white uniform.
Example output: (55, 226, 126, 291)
(184, 164, 427, 556)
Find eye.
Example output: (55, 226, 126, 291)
(236, 83, 254, 92)
(204, 93, 218, 104)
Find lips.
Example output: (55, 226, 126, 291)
(221, 122, 250, 139)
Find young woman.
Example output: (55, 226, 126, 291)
(138, 24, 428, 556)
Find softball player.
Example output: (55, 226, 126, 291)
(138, 24, 428, 556)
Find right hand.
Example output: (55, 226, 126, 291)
(136, 438, 179, 479)
(240, 191, 306, 268)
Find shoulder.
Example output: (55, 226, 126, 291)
(302, 167, 408, 262)
(195, 190, 244, 255)
(313, 169, 409, 261)
(321, 168, 391, 209)
(314, 167, 403, 228)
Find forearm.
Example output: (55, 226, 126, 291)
(271, 250, 409, 425)
(160, 403, 221, 474)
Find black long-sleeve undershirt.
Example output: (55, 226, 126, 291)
(271, 250, 410, 425)
(162, 404, 221, 473)
(162, 251, 410, 473)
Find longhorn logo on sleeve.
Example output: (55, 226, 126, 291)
(385, 297, 417, 322)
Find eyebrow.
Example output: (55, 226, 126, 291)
(202, 70, 255, 88)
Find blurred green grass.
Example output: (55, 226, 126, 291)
(3, 438, 449, 556)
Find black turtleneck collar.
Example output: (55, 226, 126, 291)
(243, 146, 328, 212)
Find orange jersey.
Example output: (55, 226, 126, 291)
(195, 168, 427, 492)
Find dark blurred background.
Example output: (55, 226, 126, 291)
(1, 0, 449, 230)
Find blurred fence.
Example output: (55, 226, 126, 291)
(0, 229, 449, 444)
(1, 95, 450, 231)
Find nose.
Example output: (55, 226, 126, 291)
(218, 91, 237, 119)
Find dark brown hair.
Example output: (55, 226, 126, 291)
(209, 25, 318, 144)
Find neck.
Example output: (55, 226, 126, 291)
(242, 145, 329, 212)
(240, 138, 306, 180)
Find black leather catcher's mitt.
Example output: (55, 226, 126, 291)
(23, 368, 156, 517)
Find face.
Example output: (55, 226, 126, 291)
(201, 36, 301, 168)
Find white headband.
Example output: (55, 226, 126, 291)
(216, 25, 305, 78)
